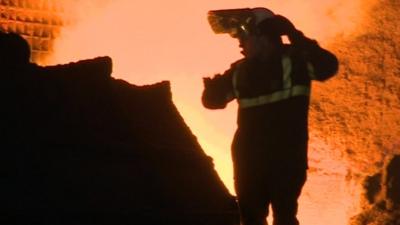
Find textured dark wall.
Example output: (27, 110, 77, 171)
(309, 0, 400, 178)
(307, 0, 400, 223)
(0, 0, 64, 62)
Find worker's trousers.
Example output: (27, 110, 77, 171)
(232, 130, 307, 225)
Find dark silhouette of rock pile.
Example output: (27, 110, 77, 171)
(0, 32, 238, 225)
(350, 155, 400, 225)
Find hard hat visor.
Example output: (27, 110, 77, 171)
(207, 7, 275, 38)
(207, 8, 253, 35)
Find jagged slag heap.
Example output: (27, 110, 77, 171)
(0, 52, 238, 224)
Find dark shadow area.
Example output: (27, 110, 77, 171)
(350, 155, 400, 225)
(0, 32, 238, 225)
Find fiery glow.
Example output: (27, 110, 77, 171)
(48, 0, 369, 224)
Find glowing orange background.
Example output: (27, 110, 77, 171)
(49, 1, 368, 224)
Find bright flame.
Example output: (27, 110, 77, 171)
(48, 0, 369, 224)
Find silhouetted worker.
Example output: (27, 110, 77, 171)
(202, 8, 338, 225)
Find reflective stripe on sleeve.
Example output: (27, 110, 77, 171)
(232, 69, 240, 98)
(282, 56, 292, 89)
(307, 62, 317, 80)
(237, 85, 311, 108)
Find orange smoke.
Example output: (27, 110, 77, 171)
(48, 1, 370, 224)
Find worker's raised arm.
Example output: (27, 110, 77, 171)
(202, 68, 235, 109)
(261, 14, 339, 81)
(289, 30, 339, 81)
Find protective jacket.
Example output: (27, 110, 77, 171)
(202, 35, 338, 169)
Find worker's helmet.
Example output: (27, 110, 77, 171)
(251, 8, 275, 27)
(208, 7, 276, 39)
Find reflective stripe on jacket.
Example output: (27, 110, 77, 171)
(232, 55, 313, 108)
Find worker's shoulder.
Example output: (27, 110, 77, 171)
(229, 58, 246, 69)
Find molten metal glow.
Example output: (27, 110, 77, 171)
(49, 1, 367, 224)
